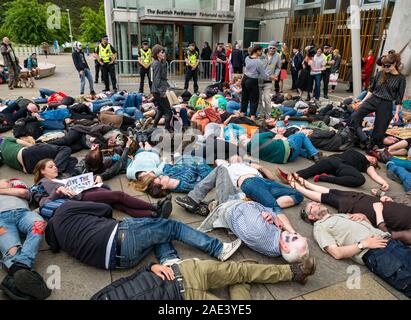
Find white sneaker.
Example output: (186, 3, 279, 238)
(162, 258, 182, 266)
(218, 239, 242, 262)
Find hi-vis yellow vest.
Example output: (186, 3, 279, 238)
(140, 48, 152, 64)
(99, 44, 113, 63)
(324, 53, 333, 70)
(187, 50, 198, 65)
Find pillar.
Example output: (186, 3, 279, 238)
(350, 0, 362, 97)
(232, 0, 246, 46)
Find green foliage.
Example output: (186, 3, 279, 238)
(3, 0, 52, 45)
(79, 4, 106, 44)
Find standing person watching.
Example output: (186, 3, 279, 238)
(93, 39, 103, 84)
(330, 49, 341, 93)
(322, 45, 335, 99)
(184, 41, 200, 94)
(72, 41, 95, 96)
(138, 41, 153, 94)
(200, 42, 212, 78)
(351, 52, 406, 151)
(1, 37, 19, 90)
(96, 35, 118, 92)
(240, 45, 265, 121)
(309, 47, 326, 101)
(230, 43, 244, 74)
(151, 45, 173, 133)
(291, 46, 303, 91)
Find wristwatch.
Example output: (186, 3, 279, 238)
(357, 242, 364, 251)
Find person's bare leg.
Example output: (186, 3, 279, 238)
(389, 149, 408, 157)
(291, 181, 323, 202)
(293, 175, 330, 194)
(388, 140, 409, 153)
(391, 230, 411, 245)
(277, 196, 296, 208)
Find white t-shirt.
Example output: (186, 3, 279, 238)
(223, 163, 262, 187)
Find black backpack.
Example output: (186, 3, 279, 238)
(13, 117, 43, 139)
(0, 114, 13, 133)
(24, 58, 28, 68)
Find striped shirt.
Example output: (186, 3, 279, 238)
(244, 56, 265, 79)
(371, 71, 406, 105)
(227, 201, 281, 257)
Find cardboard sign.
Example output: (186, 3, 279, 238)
(54, 173, 102, 194)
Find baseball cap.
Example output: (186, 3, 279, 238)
(269, 41, 278, 47)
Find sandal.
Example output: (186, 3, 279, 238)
(276, 167, 290, 184)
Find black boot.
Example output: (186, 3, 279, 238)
(175, 196, 199, 213)
(152, 195, 173, 219)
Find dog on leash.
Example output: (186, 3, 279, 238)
(18, 69, 35, 88)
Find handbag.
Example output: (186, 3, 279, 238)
(329, 73, 339, 86)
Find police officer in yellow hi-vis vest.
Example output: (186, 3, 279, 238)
(96, 35, 118, 92)
(184, 41, 200, 94)
(138, 41, 153, 93)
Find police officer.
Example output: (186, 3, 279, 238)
(138, 41, 153, 93)
(322, 44, 335, 99)
(96, 35, 118, 92)
(184, 41, 200, 94)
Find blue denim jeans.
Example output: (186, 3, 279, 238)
(39, 88, 56, 99)
(116, 218, 223, 268)
(226, 101, 241, 114)
(224, 123, 247, 142)
(79, 68, 95, 94)
(390, 157, 411, 172)
(312, 74, 322, 99)
(0, 209, 44, 269)
(123, 93, 143, 110)
(357, 90, 368, 101)
(279, 106, 303, 117)
(387, 161, 411, 192)
(110, 93, 126, 103)
(363, 239, 411, 298)
(287, 132, 318, 161)
(240, 177, 304, 212)
(91, 99, 114, 112)
(172, 108, 190, 127)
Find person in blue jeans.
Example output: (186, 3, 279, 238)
(44, 200, 242, 270)
(287, 132, 320, 162)
(240, 174, 304, 212)
(34, 88, 57, 104)
(72, 42, 95, 95)
(386, 161, 411, 192)
(0, 184, 51, 300)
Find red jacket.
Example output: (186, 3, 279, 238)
(48, 92, 67, 104)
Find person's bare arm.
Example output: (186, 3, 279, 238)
(0, 188, 29, 199)
(325, 235, 388, 260)
(16, 138, 34, 147)
(367, 166, 389, 191)
(276, 213, 296, 233)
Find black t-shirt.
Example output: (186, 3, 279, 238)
(45, 200, 117, 269)
(216, 50, 227, 62)
(330, 149, 370, 172)
(321, 189, 411, 231)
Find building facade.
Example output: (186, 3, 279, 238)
(104, 0, 397, 61)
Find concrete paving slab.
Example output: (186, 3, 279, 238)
(303, 274, 397, 300)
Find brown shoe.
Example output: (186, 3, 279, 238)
(290, 256, 316, 285)
(276, 167, 290, 184)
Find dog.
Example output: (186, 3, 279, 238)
(18, 68, 35, 88)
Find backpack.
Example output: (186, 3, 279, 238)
(13, 117, 43, 139)
(0, 114, 13, 133)
(40, 199, 68, 220)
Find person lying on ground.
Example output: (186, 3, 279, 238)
(30, 159, 172, 219)
(91, 256, 316, 300)
(244, 131, 321, 164)
(300, 198, 411, 298)
(198, 199, 310, 261)
(176, 155, 303, 216)
(286, 174, 411, 245)
(0, 137, 77, 175)
(291, 149, 388, 189)
(45, 200, 242, 269)
(0, 182, 51, 300)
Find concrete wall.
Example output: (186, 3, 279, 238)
(194, 26, 213, 48)
(384, 0, 411, 97)
(259, 18, 286, 43)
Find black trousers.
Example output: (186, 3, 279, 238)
(202, 62, 210, 79)
(351, 95, 393, 147)
(274, 79, 280, 93)
(240, 76, 259, 116)
(22, 143, 77, 174)
(139, 66, 152, 93)
(322, 69, 332, 96)
(50, 129, 89, 154)
(152, 93, 173, 132)
(95, 61, 103, 82)
(296, 157, 366, 187)
(102, 63, 117, 91)
(291, 68, 300, 89)
(233, 67, 243, 74)
(184, 67, 199, 92)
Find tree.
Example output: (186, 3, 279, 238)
(3, 0, 51, 45)
(79, 4, 106, 44)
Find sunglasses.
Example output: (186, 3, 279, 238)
(383, 64, 392, 68)
(269, 46, 277, 50)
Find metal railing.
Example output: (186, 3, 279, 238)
(115, 59, 225, 90)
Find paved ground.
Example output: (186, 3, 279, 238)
(0, 54, 409, 300)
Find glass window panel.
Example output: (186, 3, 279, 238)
(324, 0, 337, 10)
(174, 0, 216, 10)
